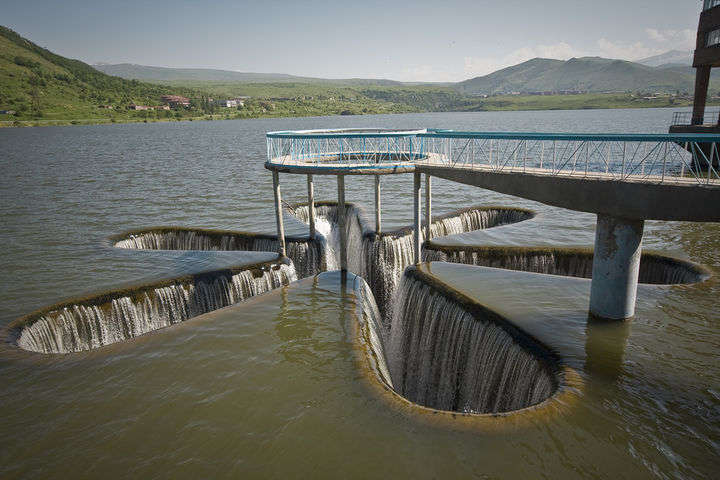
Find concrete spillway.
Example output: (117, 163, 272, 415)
(9, 259, 296, 354)
(113, 228, 324, 278)
(385, 267, 558, 413)
(423, 244, 710, 286)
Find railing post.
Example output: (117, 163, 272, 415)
(425, 175, 432, 242)
(272, 170, 286, 257)
(374, 175, 381, 234)
(307, 174, 316, 239)
(337, 175, 348, 273)
(413, 172, 421, 264)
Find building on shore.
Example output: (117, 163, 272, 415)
(215, 99, 239, 108)
(161, 95, 191, 108)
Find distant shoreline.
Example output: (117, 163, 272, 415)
(1, 98, 716, 129)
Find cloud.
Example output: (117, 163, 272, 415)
(595, 38, 662, 60)
(462, 28, 696, 79)
(397, 64, 461, 83)
(644, 28, 695, 47)
(464, 42, 583, 77)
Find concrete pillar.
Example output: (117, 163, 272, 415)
(413, 172, 421, 264)
(589, 214, 644, 320)
(337, 175, 348, 273)
(307, 174, 316, 239)
(425, 175, 432, 241)
(374, 175, 381, 234)
(271, 170, 286, 257)
(692, 66, 711, 125)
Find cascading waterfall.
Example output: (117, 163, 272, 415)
(423, 245, 710, 285)
(292, 203, 535, 317)
(15, 263, 296, 354)
(293, 203, 370, 277)
(384, 269, 557, 414)
(113, 229, 322, 278)
(350, 273, 394, 389)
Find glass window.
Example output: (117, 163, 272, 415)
(707, 28, 720, 46)
(704, 0, 720, 11)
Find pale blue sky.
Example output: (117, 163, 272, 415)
(1, 0, 702, 81)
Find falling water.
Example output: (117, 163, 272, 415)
(114, 229, 322, 278)
(423, 246, 709, 285)
(385, 270, 557, 414)
(16, 263, 297, 354)
(351, 273, 394, 389)
(292, 203, 534, 316)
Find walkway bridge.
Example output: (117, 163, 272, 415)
(265, 128, 720, 320)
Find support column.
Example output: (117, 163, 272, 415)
(374, 175, 381, 234)
(271, 170, 286, 257)
(589, 214, 644, 320)
(424, 175, 432, 241)
(413, 172, 421, 264)
(337, 175, 348, 273)
(692, 65, 711, 125)
(306, 174, 316, 239)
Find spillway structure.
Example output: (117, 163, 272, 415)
(4, 126, 718, 427)
(266, 128, 720, 320)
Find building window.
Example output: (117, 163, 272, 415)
(707, 28, 720, 47)
(704, 0, 720, 11)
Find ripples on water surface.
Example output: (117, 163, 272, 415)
(0, 108, 718, 479)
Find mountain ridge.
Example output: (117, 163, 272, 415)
(456, 56, 700, 95)
(92, 63, 405, 86)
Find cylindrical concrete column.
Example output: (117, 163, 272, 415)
(413, 172, 421, 264)
(589, 214, 645, 320)
(272, 170, 286, 257)
(337, 175, 348, 273)
(307, 174, 316, 239)
(425, 175, 432, 242)
(374, 175, 381, 234)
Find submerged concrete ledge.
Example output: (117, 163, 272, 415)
(111, 227, 324, 278)
(352, 264, 582, 430)
(423, 244, 711, 286)
(4, 257, 296, 354)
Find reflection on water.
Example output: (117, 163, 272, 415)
(584, 317, 632, 381)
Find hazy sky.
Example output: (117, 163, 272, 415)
(1, 0, 702, 82)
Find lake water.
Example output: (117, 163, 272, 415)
(1, 107, 719, 479)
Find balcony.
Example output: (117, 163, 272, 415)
(671, 110, 720, 126)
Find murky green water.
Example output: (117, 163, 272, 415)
(1, 108, 718, 479)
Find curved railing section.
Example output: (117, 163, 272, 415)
(266, 128, 431, 173)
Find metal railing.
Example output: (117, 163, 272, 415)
(266, 128, 427, 166)
(419, 131, 720, 185)
(266, 128, 720, 185)
(671, 111, 720, 126)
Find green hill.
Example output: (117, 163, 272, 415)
(92, 63, 403, 86)
(0, 26, 200, 121)
(456, 56, 699, 95)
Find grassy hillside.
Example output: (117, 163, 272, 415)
(0, 26, 207, 123)
(456, 56, 705, 95)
